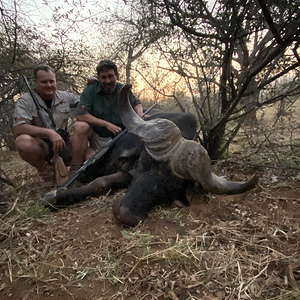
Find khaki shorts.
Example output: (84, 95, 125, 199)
(89, 129, 112, 151)
(43, 138, 72, 165)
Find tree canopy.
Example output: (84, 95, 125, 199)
(125, 0, 300, 159)
(1, 0, 300, 161)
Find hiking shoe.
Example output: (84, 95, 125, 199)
(41, 180, 56, 189)
(39, 165, 55, 189)
(69, 164, 82, 178)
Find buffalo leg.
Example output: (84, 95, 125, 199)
(44, 171, 131, 207)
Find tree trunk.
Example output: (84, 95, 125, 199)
(206, 123, 226, 161)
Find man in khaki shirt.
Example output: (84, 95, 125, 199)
(13, 65, 79, 187)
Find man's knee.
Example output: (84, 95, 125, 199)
(15, 134, 35, 151)
(15, 134, 47, 155)
(73, 121, 90, 135)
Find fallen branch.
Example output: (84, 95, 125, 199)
(1, 197, 19, 219)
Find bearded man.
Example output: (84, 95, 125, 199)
(70, 60, 143, 172)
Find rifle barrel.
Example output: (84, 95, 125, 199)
(60, 102, 157, 188)
(23, 75, 51, 129)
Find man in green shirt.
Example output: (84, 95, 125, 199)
(71, 60, 143, 170)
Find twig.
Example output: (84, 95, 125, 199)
(1, 197, 19, 219)
(168, 291, 180, 300)
(241, 264, 269, 293)
(4, 250, 13, 282)
(287, 264, 299, 291)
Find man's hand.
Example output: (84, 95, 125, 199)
(106, 123, 122, 136)
(87, 76, 98, 85)
(14, 124, 67, 152)
(47, 129, 66, 152)
(134, 103, 143, 117)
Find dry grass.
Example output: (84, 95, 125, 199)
(1, 179, 300, 300)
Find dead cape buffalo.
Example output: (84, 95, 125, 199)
(44, 84, 258, 227)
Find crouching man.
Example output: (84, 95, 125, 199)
(13, 65, 79, 188)
(70, 60, 143, 173)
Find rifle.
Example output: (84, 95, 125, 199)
(60, 102, 157, 188)
(23, 75, 69, 186)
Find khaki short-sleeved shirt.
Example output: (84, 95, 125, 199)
(13, 91, 79, 131)
(77, 82, 141, 137)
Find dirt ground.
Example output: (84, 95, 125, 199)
(1, 151, 300, 300)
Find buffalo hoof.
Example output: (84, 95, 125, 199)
(43, 189, 58, 205)
(112, 198, 144, 227)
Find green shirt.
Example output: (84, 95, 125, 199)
(77, 81, 141, 137)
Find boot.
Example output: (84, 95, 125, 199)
(38, 165, 55, 189)
(69, 164, 82, 178)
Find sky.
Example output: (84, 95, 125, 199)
(17, 0, 57, 24)
(7, 0, 107, 50)
(21, 0, 114, 23)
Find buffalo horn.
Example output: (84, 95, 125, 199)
(118, 84, 144, 132)
(118, 85, 258, 194)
